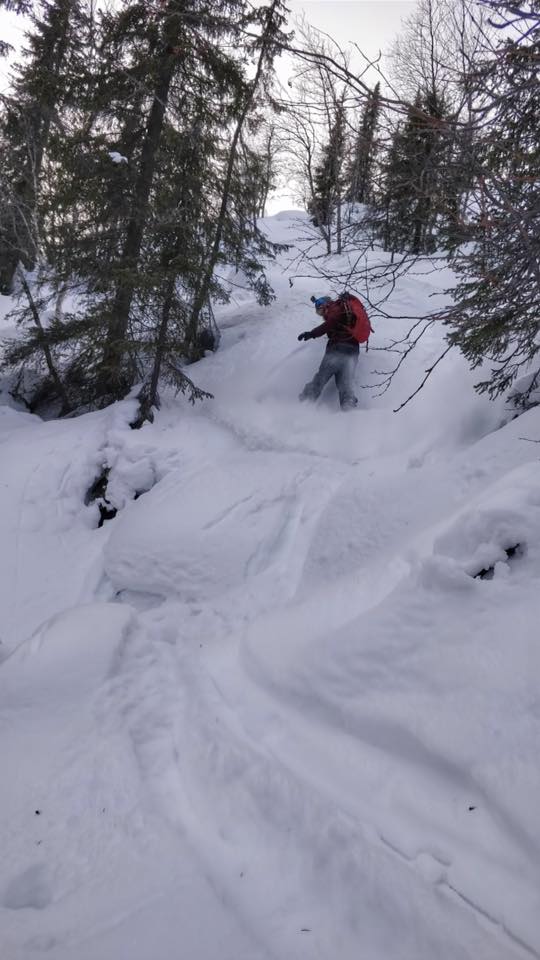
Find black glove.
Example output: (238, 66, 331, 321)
(298, 331, 312, 341)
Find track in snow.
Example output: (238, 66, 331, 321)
(1, 215, 539, 959)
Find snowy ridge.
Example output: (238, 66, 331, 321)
(1, 211, 539, 959)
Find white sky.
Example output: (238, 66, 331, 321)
(286, 1, 415, 61)
(0, 10, 25, 91)
(275, 1, 417, 94)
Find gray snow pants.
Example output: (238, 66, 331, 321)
(300, 343, 359, 409)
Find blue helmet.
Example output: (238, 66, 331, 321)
(313, 296, 331, 309)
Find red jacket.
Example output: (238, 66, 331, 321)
(310, 301, 358, 348)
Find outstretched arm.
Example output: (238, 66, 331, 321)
(298, 306, 337, 340)
(309, 317, 332, 338)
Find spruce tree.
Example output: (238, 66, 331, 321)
(308, 99, 346, 253)
(347, 82, 381, 206)
(0, 0, 81, 293)
(446, 18, 540, 399)
(376, 89, 452, 255)
(1, 0, 290, 415)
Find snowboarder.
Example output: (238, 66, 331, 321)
(297, 293, 371, 410)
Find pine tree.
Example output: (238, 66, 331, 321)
(376, 89, 452, 255)
(376, 94, 423, 254)
(347, 82, 381, 206)
(1, 0, 290, 415)
(377, 119, 414, 255)
(446, 19, 540, 399)
(0, 0, 82, 293)
(308, 98, 346, 253)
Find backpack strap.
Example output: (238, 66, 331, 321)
(338, 293, 355, 330)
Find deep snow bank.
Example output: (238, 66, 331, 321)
(1, 211, 539, 959)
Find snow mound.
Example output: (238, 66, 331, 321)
(428, 461, 540, 579)
(104, 452, 346, 603)
(1, 603, 135, 707)
(3, 209, 540, 960)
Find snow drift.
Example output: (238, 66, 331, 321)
(1, 211, 539, 960)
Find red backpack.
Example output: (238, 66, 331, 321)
(339, 293, 373, 346)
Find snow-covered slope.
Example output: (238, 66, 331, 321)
(1, 212, 539, 960)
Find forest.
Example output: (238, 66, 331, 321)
(0, 0, 538, 418)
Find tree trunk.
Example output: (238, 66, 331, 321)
(185, 0, 281, 354)
(98, 7, 179, 400)
(147, 275, 176, 410)
(17, 267, 71, 414)
(336, 191, 342, 254)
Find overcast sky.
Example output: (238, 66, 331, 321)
(271, 1, 416, 91)
(287, 1, 415, 59)
(0, 10, 24, 91)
